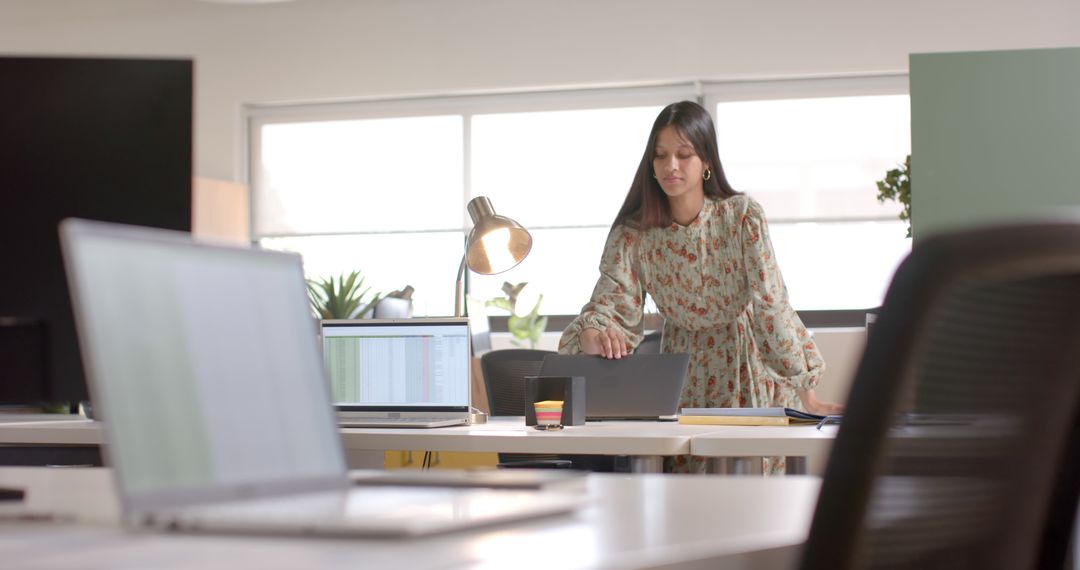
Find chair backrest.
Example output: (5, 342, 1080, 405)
(480, 349, 556, 416)
(634, 330, 662, 354)
(801, 219, 1080, 570)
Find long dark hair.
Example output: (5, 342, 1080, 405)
(614, 101, 739, 229)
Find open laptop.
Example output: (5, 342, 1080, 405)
(321, 319, 471, 428)
(539, 354, 690, 420)
(59, 218, 582, 537)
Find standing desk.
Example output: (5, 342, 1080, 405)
(0, 416, 838, 474)
(340, 417, 730, 472)
(0, 415, 103, 467)
(689, 425, 839, 475)
(0, 466, 822, 569)
(0, 417, 101, 446)
(0, 418, 701, 472)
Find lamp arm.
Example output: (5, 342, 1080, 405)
(454, 253, 467, 318)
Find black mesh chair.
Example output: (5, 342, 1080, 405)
(800, 220, 1080, 570)
(481, 349, 571, 469)
(480, 349, 621, 471)
(634, 330, 662, 354)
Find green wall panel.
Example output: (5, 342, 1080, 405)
(910, 47, 1080, 240)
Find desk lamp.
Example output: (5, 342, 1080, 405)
(454, 196, 532, 317)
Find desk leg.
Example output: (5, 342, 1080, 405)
(629, 456, 663, 473)
(705, 457, 764, 475)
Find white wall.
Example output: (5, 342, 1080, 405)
(2, 0, 1078, 182)
(1, 1, 1074, 405)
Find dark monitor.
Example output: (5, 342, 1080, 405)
(0, 56, 193, 405)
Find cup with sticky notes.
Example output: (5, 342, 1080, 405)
(533, 400, 565, 430)
(524, 375, 586, 427)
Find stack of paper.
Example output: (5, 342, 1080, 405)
(678, 407, 829, 426)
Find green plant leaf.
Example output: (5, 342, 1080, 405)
(875, 154, 912, 238)
(485, 297, 514, 313)
(491, 283, 545, 348)
(306, 270, 381, 319)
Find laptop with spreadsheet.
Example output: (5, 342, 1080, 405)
(59, 218, 582, 538)
(321, 319, 472, 428)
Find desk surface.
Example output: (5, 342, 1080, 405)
(0, 416, 836, 458)
(0, 417, 101, 446)
(0, 467, 820, 569)
(689, 424, 838, 458)
(341, 417, 725, 456)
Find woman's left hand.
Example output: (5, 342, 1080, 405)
(796, 389, 845, 416)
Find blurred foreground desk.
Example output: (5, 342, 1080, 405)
(0, 467, 821, 569)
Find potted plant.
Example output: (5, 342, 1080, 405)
(306, 270, 381, 319)
(869, 154, 912, 333)
(875, 154, 912, 238)
(486, 281, 547, 349)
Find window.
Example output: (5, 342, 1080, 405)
(252, 114, 465, 315)
(248, 88, 683, 316)
(248, 77, 911, 318)
(255, 115, 464, 236)
(708, 90, 912, 310)
(467, 105, 662, 313)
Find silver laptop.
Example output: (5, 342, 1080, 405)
(59, 218, 582, 537)
(321, 319, 471, 428)
(539, 354, 690, 420)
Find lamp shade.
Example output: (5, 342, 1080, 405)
(464, 196, 532, 275)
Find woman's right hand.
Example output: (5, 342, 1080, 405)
(581, 327, 631, 359)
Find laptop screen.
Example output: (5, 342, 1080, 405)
(60, 219, 346, 506)
(321, 319, 470, 411)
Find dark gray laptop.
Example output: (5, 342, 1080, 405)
(539, 354, 690, 420)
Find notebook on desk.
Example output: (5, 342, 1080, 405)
(59, 218, 583, 538)
(678, 407, 829, 426)
(321, 319, 472, 428)
(539, 354, 690, 420)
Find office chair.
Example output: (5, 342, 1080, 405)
(634, 330, 662, 354)
(481, 349, 622, 471)
(800, 219, 1080, 570)
(481, 349, 571, 469)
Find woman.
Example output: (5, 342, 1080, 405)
(558, 101, 843, 473)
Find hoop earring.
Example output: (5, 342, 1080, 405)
(703, 168, 712, 181)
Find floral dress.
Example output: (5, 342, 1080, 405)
(558, 195, 825, 474)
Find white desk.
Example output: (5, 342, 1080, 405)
(0, 418, 699, 472)
(0, 467, 821, 569)
(0, 417, 837, 474)
(0, 417, 102, 446)
(341, 417, 732, 472)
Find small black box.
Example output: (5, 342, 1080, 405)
(524, 376, 586, 426)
